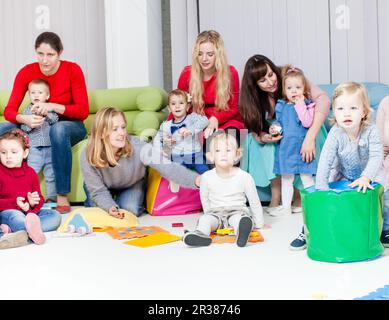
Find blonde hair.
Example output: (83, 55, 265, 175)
(331, 82, 373, 128)
(86, 107, 133, 168)
(281, 64, 311, 101)
(190, 30, 231, 114)
(208, 131, 242, 162)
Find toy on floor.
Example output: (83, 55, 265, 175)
(172, 223, 184, 228)
(211, 229, 264, 244)
(123, 232, 182, 248)
(106, 226, 168, 240)
(216, 227, 234, 235)
(355, 285, 389, 300)
(67, 213, 93, 235)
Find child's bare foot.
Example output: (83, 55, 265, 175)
(25, 213, 46, 245)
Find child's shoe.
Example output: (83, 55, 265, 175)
(265, 206, 283, 217)
(380, 230, 389, 248)
(236, 216, 253, 247)
(25, 213, 46, 245)
(183, 230, 212, 247)
(291, 206, 303, 213)
(0, 224, 11, 234)
(0, 231, 29, 249)
(67, 213, 93, 235)
(289, 231, 307, 251)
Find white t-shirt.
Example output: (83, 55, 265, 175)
(200, 168, 264, 228)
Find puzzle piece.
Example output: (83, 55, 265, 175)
(211, 230, 264, 244)
(106, 226, 168, 240)
(172, 223, 184, 228)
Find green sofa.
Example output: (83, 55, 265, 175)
(0, 86, 168, 203)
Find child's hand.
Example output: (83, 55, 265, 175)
(16, 197, 30, 212)
(27, 191, 40, 207)
(163, 135, 176, 147)
(254, 132, 282, 144)
(108, 206, 125, 219)
(348, 176, 374, 193)
(178, 127, 192, 137)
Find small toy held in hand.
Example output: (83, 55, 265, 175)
(269, 123, 283, 137)
(67, 213, 93, 235)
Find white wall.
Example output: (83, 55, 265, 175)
(170, 0, 389, 87)
(104, 0, 164, 89)
(0, 0, 106, 90)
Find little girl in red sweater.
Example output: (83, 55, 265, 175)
(0, 129, 61, 246)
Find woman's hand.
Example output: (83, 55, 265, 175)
(253, 132, 282, 144)
(27, 191, 40, 207)
(204, 116, 218, 139)
(109, 206, 125, 219)
(348, 176, 374, 193)
(20, 114, 45, 129)
(16, 197, 30, 212)
(300, 135, 316, 163)
(32, 102, 54, 116)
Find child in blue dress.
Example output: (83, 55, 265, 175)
(273, 65, 316, 215)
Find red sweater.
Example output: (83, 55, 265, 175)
(0, 162, 44, 214)
(174, 65, 244, 130)
(5, 61, 89, 123)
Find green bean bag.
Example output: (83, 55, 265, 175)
(301, 181, 384, 263)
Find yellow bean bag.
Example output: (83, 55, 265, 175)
(57, 207, 138, 233)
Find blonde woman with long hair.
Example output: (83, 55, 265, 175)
(80, 107, 200, 218)
(173, 30, 244, 144)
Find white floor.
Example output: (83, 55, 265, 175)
(1, 208, 388, 300)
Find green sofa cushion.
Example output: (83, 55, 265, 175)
(136, 87, 167, 111)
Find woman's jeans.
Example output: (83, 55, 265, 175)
(0, 209, 62, 232)
(0, 120, 87, 196)
(84, 179, 147, 217)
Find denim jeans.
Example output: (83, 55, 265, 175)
(49, 120, 87, 195)
(0, 122, 19, 134)
(383, 191, 389, 231)
(0, 209, 62, 232)
(171, 152, 209, 174)
(84, 179, 146, 217)
(28, 146, 56, 201)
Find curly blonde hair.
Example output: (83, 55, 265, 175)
(331, 82, 373, 128)
(189, 30, 231, 114)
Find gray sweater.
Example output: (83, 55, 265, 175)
(316, 124, 385, 190)
(80, 135, 199, 212)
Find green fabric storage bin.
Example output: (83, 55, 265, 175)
(301, 181, 384, 263)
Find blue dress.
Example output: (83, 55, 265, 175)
(273, 99, 317, 175)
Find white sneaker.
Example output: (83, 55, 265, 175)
(292, 206, 303, 213)
(265, 206, 283, 216)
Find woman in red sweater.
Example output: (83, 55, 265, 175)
(175, 30, 244, 148)
(0, 32, 89, 213)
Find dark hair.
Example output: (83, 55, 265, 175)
(35, 31, 63, 53)
(28, 78, 50, 91)
(240, 55, 282, 134)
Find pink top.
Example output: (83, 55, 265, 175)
(175, 65, 245, 130)
(294, 101, 316, 128)
(267, 81, 330, 120)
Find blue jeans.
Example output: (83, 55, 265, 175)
(171, 152, 209, 174)
(0, 122, 19, 134)
(50, 120, 87, 195)
(28, 146, 56, 201)
(0, 120, 87, 196)
(0, 209, 62, 232)
(84, 179, 146, 217)
(383, 191, 389, 231)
